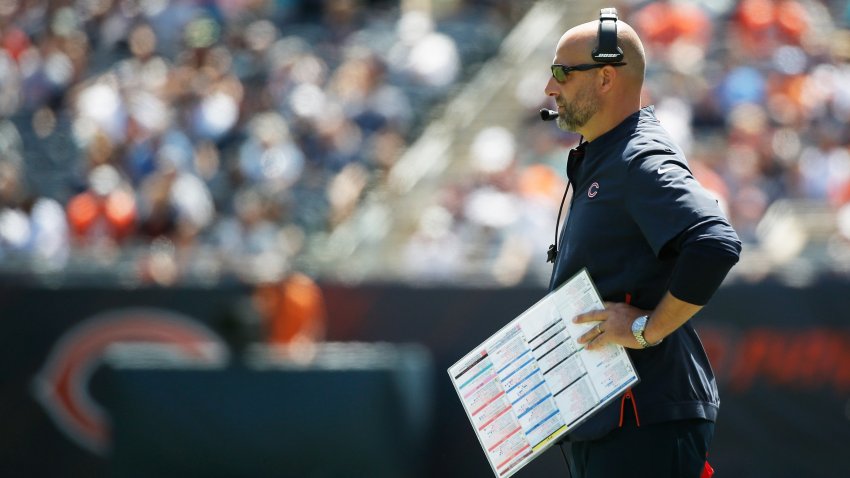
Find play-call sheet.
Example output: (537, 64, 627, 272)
(448, 269, 639, 478)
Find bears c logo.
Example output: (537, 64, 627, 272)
(31, 308, 227, 454)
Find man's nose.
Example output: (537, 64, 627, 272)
(544, 77, 559, 97)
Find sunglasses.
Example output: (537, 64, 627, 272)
(550, 62, 627, 83)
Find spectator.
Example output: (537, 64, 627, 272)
(66, 164, 136, 245)
(252, 271, 327, 346)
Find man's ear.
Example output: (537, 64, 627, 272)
(598, 65, 617, 93)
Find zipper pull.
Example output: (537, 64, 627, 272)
(619, 389, 641, 427)
(622, 389, 640, 427)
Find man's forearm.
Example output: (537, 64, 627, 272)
(643, 291, 702, 345)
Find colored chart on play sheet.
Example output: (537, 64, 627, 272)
(449, 269, 639, 478)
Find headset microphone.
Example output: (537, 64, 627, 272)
(540, 109, 559, 121)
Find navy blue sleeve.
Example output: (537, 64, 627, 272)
(666, 219, 741, 305)
(624, 148, 730, 258)
(624, 141, 742, 304)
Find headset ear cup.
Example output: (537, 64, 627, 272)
(592, 7, 624, 63)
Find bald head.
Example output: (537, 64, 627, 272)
(556, 19, 646, 89)
(545, 15, 647, 140)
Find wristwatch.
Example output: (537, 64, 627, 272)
(631, 315, 661, 348)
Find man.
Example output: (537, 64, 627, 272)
(544, 10, 741, 478)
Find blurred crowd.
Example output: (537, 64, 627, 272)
(401, 0, 850, 284)
(633, 0, 850, 241)
(3, 0, 850, 286)
(0, 0, 531, 284)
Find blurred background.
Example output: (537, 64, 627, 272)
(2, 0, 850, 476)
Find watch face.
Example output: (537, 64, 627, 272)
(632, 315, 647, 333)
(632, 316, 650, 348)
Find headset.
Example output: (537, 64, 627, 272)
(541, 7, 624, 122)
(592, 8, 624, 63)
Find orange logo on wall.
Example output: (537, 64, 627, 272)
(31, 309, 226, 454)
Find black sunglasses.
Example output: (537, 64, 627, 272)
(551, 62, 627, 83)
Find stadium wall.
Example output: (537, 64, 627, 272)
(2, 278, 849, 477)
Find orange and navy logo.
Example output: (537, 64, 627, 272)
(588, 182, 600, 198)
(31, 308, 226, 454)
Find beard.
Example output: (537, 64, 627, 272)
(556, 82, 600, 132)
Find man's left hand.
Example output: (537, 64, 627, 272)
(573, 302, 649, 350)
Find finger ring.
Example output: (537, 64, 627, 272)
(595, 324, 603, 335)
